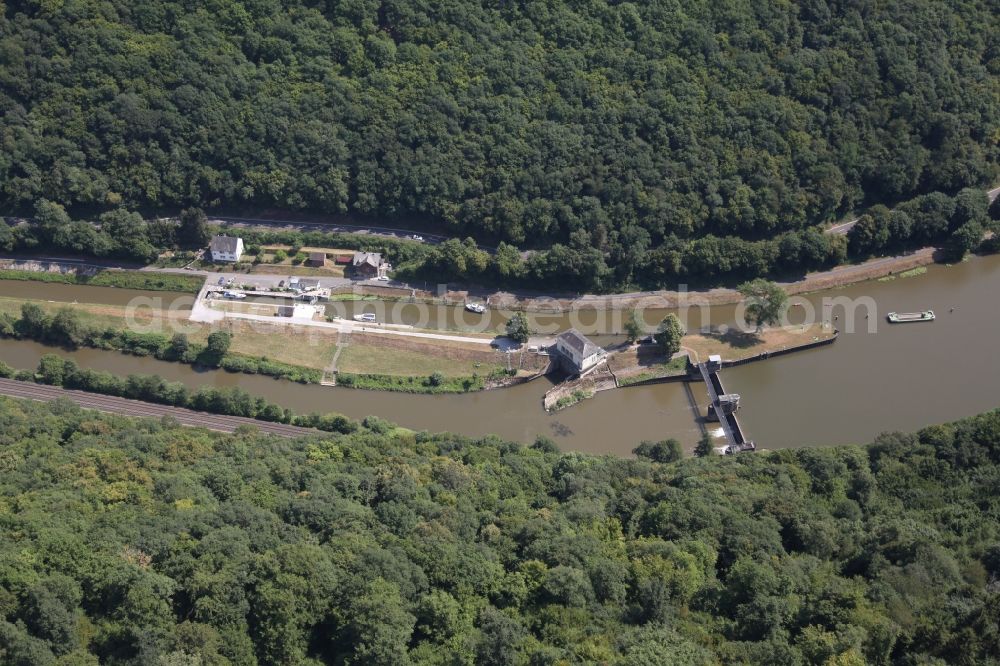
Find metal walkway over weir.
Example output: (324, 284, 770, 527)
(696, 359, 756, 454)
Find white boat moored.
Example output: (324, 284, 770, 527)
(886, 310, 934, 323)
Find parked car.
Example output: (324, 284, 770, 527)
(217, 277, 226, 285)
(375, 275, 390, 281)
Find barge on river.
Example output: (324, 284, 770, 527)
(886, 310, 934, 323)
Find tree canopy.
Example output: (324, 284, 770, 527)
(654, 313, 685, 357)
(738, 279, 788, 332)
(2, 397, 1000, 664)
(0, 0, 997, 291)
(504, 312, 531, 344)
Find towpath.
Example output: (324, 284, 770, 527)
(0, 378, 320, 438)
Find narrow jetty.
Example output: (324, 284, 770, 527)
(696, 357, 755, 454)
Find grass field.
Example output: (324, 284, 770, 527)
(0, 293, 500, 379)
(681, 323, 834, 362)
(250, 263, 345, 277)
(337, 341, 499, 377)
(613, 356, 689, 386)
(197, 320, 339, 370)
(609, 323, 834, 383)
(0, 296, 182, 329)
(0, 296, 338, 371)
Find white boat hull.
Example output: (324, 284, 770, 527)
(887, 310, 934, 323)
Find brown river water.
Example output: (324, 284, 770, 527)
(1, 254, 999, 454)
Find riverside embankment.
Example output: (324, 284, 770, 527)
(0, 379, 318, 437)
(2, 252, 1000, 453)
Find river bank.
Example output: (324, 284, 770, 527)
(0, 284, 544, 395)
(0, 379, 318, 437)
(2, 251, 999, 455)
(0, 261, 204, 292)
(543, 323, 837, 411)
(0, 247, 995, 455)
(0, 241, 954, 316)
(474, 247, 943, 313)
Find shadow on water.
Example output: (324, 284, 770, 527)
(550, 422, 574, 437)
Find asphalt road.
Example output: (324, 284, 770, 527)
(827, 185, 1000, 236)
(213, 215, 447, 244)
(0, 378, 320, 438)
(209, 215, 498, 252)
(7, 185, 998, 248)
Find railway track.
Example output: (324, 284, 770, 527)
(0, 378, 319, 438)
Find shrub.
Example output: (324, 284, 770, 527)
(362, 415, 393, 434)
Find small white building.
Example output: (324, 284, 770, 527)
(277, 303, 318, 320)
(210, 235, 244, 263)
(554, 329, 607, 375)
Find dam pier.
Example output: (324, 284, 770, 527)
(696, 356, 755, 454)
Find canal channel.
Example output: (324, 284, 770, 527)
(1, 253, 999, 454)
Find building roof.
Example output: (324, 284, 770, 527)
(298, 278, 320, 289)
(278, 304, 315, 318)
(309, 251, 325, 261)
(557, 328, 601, 358)
(352, 252, 382, 268)
(210, 235, 241, 254)
(334, 254, 353, 264)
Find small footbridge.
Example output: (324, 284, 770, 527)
(695, 356, 756, 454)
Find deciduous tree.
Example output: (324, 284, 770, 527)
(654, 314, 685, 357)
(738, 279, 787, 332)
(505, 313, 531, 344)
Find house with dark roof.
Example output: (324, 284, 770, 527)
(351, 252, 389, 279)
(307, 251, 326, 267)
(209, 235, 244, 263)
(554, 329, 607, 374)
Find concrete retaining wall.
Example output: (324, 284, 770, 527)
(720, 330, 839, 369)
(619, 329, 839, 388)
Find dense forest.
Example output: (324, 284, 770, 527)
(1, 397, 1000, 664)
(1, 0, 998, 288)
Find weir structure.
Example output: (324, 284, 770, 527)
(696, 355, 756, 454)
